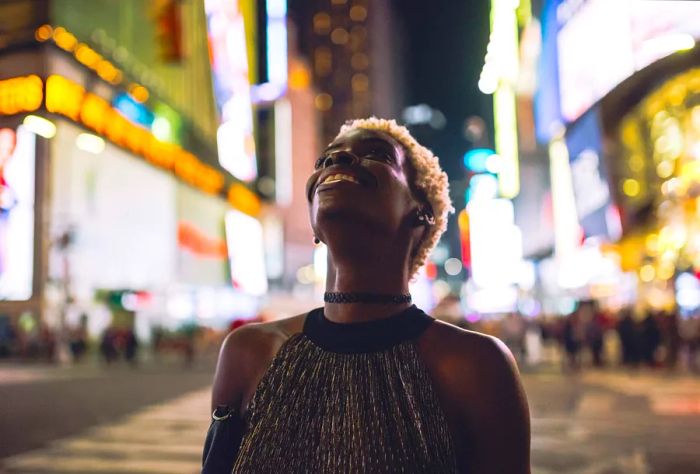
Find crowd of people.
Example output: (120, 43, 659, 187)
(3, 299, 699, 376)
(441, 300, 700, 374)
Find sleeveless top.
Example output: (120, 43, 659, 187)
(231, 305, 458, 473)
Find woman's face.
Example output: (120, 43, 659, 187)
(306, 128, 421, 243)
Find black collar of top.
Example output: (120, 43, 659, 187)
(303, 305, 434, 354)
(324, 292, 412, 304)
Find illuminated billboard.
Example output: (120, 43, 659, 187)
(205, 0, 258, 181)
(557, 0, 700, 123)
(0, 125, 35, 300)
(225, 210, 267, 296)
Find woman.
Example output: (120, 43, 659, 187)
(203, 118, 530, 473)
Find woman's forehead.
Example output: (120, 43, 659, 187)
(329, 128, 404, 153)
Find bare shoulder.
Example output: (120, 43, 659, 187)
(417, 320, 531, 472)
(418, 319, 516, 377)
(211, 312, 309, 414)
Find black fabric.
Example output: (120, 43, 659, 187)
(202, 406, 245, 474)
(303, 305, 434, 354)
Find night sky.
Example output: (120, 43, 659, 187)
(398, 0, 492, 180)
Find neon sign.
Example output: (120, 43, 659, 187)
(0, 76, 43, 116)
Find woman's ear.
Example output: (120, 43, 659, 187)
(409, 216, 430, 258)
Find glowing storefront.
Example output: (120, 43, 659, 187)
(536, 0, 700, 312)
(0, 20, 267, 335)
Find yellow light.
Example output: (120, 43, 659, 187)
(489, 0, 520, 198)
(76, 133, 105, 154)
(35, 24, 53, 42)
(53, 26, 78, 51)
(646, 233, 659, 254)
(315, 93, 333, 111)
(74, 43, 102, 68)
(457, 209, 469, 233)
(640, 264, 655, 283)
(129, 84, 149, 103)
(289, 65, 311, 90)
(658, 263, 675, 281)
(494, 84, 519, 197)
(330, 28, 349, 45)
(349, 6, 367, 22)
(33, 73, 220, 196)
(351, 73, 369, 92)
(228, 183, 262, 216)
(23, 115, 56, 139)
(692, 106, 700, 130)
(46, 75, 85, 121)
(313, 13, 331, 34)
(623, 179, 640, 197)
(656, 160, 675, 178)
(80, 93, 111, 135)
(0, 75, 43, 116)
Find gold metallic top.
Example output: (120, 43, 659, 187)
(232, 307, 457, 473)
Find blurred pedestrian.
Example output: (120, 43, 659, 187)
(563, 310, 583, 371)
(501, 312, 526, 364)
(100, 327, 117, 364)
(0, 315, 16, 357)
(663, 309, 681, 369)
(124, 328, 138, 366)
(39, 323, 56, 362)
(617, 307, 638, 366)
(680, 314, 699, 373)
(640, 311, 661, 367)
(584, 302, 605, 367)
(203, 119, 530, 472)
(68, 313, 88, 362)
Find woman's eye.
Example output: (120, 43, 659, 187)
(369, 151, 394, 163)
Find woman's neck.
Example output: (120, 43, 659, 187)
(322, 251, 412, 324)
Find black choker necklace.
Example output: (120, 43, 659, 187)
(324, 292, 412, 304)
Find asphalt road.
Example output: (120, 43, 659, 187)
(525, 370, 700, 473)
(0, 362, 214, 459)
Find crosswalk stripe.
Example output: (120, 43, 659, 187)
(1, 388, 211, 473)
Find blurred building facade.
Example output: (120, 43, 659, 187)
(290, 0, 404, 146)
(529, 0, 700, 317)
(465, 0, 700, 321)
(0, 0, 325, 347)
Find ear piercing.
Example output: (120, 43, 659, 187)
(415, 210, 435, 226)
(314, 237, 321, 244)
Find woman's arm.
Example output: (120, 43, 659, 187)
(202, 326, 268, 473)
(420, 324, 531, 473)
(458, 336, 531, 473)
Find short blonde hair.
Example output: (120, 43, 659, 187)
(336, 117, 454, 278)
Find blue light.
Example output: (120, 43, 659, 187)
(112, 93, 154, 128)
(463, 148, 495, 172)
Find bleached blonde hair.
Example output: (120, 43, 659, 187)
(336, 117, 454, 278)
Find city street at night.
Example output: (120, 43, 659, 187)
(1, 363, 699, 473)
(2, 0, 700, 471)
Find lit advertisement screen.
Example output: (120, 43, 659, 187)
(565, 107, 620, 240)
(205, 0, 258, 181)
(0, 125, 35, 300)
(556, 0, 700, 123)
(225, 210, 267, 296)
(557, 0, 634, 123)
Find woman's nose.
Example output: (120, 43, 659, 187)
(323, 151, 358, 168)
